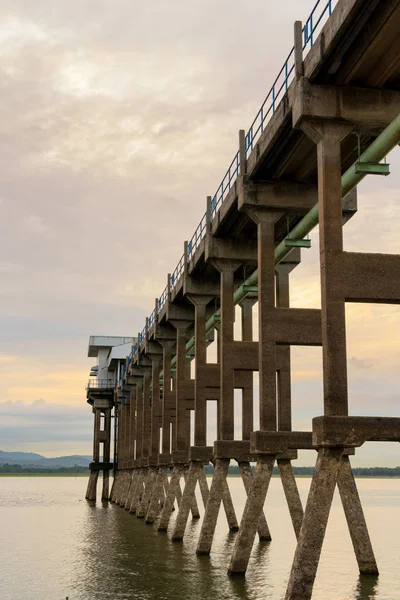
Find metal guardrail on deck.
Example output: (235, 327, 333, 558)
(86, 379, 116, 391)
(134, 0, 339, 345)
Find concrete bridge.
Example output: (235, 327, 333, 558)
(85, 0, 400, 598)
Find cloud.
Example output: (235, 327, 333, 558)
(0, 0, 399, 464)
(348, 357, 374, 371)
(0, 401, 93, 456)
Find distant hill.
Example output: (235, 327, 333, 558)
(0, 450, 45, 462)
(0, 450, 91, 469)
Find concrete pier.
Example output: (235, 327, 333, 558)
(84, 2, 400, 598)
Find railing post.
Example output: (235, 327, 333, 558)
(155, 297, 158, 323)
(239, 129, 246, 175)
(184, 241, 188, 275)
(137, 331, 141, 364)
(145, 317, 149, 341)
(167, 273, 171, 301)
(294, 21, 304, 80)
(206, 196, 212, 234)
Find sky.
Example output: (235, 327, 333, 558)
(0, 0, 399, 466)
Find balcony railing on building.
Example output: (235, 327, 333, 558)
(86, 379, 116, 391)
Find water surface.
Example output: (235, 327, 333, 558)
(1, 476, 399, 600)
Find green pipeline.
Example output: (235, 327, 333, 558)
(171, 114, 400, 365)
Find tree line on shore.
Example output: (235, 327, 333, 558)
(0, 463, 89, 474)
(1, 462, 400, 477)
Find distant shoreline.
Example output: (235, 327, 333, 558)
(1, 473, 399, 479)
(0, 473, 89, 477)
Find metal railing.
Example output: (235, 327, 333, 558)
(211, 152, 240, 216)
(303, 0, 335, 48)
(148, 309, 156, 328)
(188, 212, 207, 260)
(132, 0, 338, 356)
(86, 379, 116, 390)
(245, 47, 295, 157)
(171, 254, 184, 291)
(158, 285, 168, 309)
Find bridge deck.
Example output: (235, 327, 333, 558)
(148, 0, 400, 346)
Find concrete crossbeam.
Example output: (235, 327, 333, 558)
(334, 251, 400, 303)
(270, 308, 322, 346)
(293, 78, 400, 131)
(89, 461, 113, 471)
(189, 446, 214, 463)
(238, 177, 318, 213)
(172, 450, 189, 464)
(158, 453, 172, 466)
(313, 416, 400, 447)
(213, 440, 255, 462)
(250, 431, 314, 454)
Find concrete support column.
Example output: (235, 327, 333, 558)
(175, 323, 191, 451)
(118, 398, 131, 506)
(158, 315, 193, 531)
(197, 458, 230, 555)
(102, 408, 112, 501)
(117, 403, 124, 469)
(239, 461, 271, 540)
(161, 341, 174, 454)
(114, 404, 121, 479)
(284, 121, 378, 600)
(137, 466, 157, 518)
(229, 212, 305, 575)
(86, 407, 107, 502)
(221, 474, 239, 531)
(256, 213, 279, 431)
(277, 459, 303, 538)
(188, 295, 214, 446)
(171, 371, 177, 447)
(142, 370, 151, 459)
(150, 356, 162, 459)
(194, 259, 242, 554)
(285, 448, 343, 600)
(123, 390, 136, 508)
(170, 293, 216, 542)
(198, 468, 210, 507)
(337, 455, 378, 574)
(301, 120, 352, 416)
(184, 412, 191, 449)
(158, 465, 183, 531)
(125, 467, 139, 510)
(129, 388, 136, 462)
(120, 402, 126, 467)
(129, 468, 145, 514)
(172, 461, 204, 540)
(276, 265, 292, 432)
(239, 298, 256, 439)
(120, 402, 126, 470)
(146, 466, 168, 524)
(86, 471, 99, 502)
(183, 466, 200, 518)
(125, 397, 132, 469)
(318, 126, 349, 416)
(228, 456, 275, 573)
(218, 261, 240, 440)
(215, 324, 222, 440)
(135, 381, 143, 461)
(93, 409, 101, 462)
